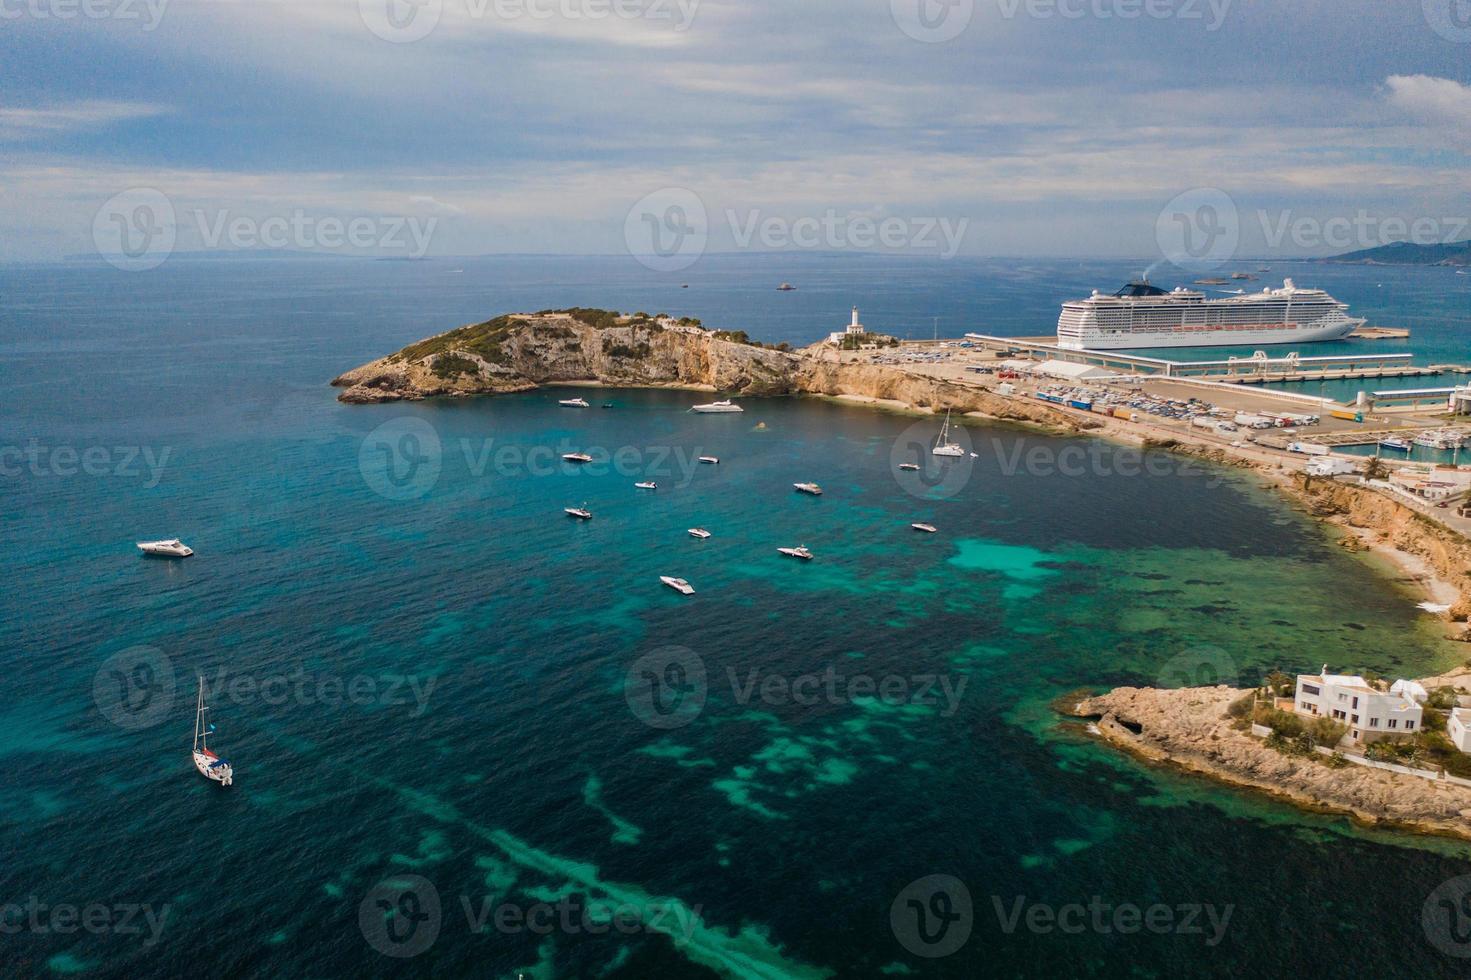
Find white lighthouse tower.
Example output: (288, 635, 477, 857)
(828, 306, 867, 345)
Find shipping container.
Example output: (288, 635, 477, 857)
(1113, 408, 1136, 422)
(1288, 442, 1331, 456)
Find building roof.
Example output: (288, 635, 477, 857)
(1032, 359, 1114, 381)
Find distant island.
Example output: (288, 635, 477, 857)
(1320, 240, 1471, 266)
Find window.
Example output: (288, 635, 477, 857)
(1406, 720, 1416, 731)
(1388, 719, 1398, 729)
(1352, 697, 1359, 709)
(1351, 714, 1359, 724)
(1302, 684, 1320, 696)
(1332, 710, 1346, 721)
(1352, 730, 1359, 739)
(1338, 693, 1348, 702)
(1369, 718, 1379, 727)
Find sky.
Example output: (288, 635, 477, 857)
(2, 0, 1470, 263)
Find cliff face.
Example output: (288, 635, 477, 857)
(796, 358, 1094, 432)
(331, 311, 801, 403)
(1291, 474, 1471, 625)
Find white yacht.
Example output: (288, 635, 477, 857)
(192, 676, 233, 787)
(138, 539, 193, 558)
(565, 504, 593, 519)
(635, 481, 657, 490)
(1378, 437, 1412, 453)
(1414, 429, 1470, 450)
(687, 528, 711, 539)
(691, 400, 744, 414)
(562, 452, 593, 463)
(698, 455, 720, 465)
(661, 576, 695, 595)
(911, 523, 937, 533)
(793, 482, 823, 495)
(778, 546, 814, 561)
(559, 397, 591, 408)
(1055, 279, 1363, 350)
(932, 409, 965, 457)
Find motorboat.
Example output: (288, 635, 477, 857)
(778, 546, 814, 561)
(793, 482, 822, 495)
(1377, 437, 1412, 453)
(898, 462, 920, 471)
(688, 528, 711, 539)
(565, 504, 593, 519)
(911, 523, 937, 533)
(691, 400, 744, 413)
(932, 409, 965, 457)
(191, 676, 233, 787)
(777, 282, 796, 291)
(138, 539, 193, 558)
(559, 397, 591, 408)
(635, 481, 657, 490)
(562, 452, 594, 463)
(698, 456, 720, 464)
(661, 576, 695, 595)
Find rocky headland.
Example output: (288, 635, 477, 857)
(1074, 684, 1471, 840)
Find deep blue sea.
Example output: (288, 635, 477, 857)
(3, 254, 1470, 978)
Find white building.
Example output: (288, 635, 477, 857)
(1293, 668, 1422, 744)
(1448, 708, 1471, 753)
(828, 307, 868, 345)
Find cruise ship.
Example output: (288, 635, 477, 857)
(1056, 279, 1363, 350)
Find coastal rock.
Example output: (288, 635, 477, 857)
(1075, 685, 1471, 838)
(329, 307, 1087, 432)
(331, 311, 802, 403)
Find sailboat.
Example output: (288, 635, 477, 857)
(932, 409, 965, 457)
(192, 676, 233, 787)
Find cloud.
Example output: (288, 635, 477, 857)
(0, 101, 169, 142)
(1384, 74, 1471, 133)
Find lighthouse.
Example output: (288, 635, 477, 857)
(828, 306, 868, 345)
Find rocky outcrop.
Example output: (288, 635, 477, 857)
(331, 311, 802, 403)
(794, 357, 1094, 432)
(330, 308, 1090, 432)
(1075, 685, 1471, 838)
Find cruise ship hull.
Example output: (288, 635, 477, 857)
(1058, 319, 1360, 351)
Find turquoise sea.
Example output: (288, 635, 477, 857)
(3, 254, 1470, 977)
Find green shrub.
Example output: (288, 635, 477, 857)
(1226, 692, 1255, 720)
(1428, 686, 1459, 710)
(1253, 706, 1304, 739)
(1308, 716, 1348, 748)
(1323, 752, 1349, 769)
(1422, 706, 1448, 733)
(431, 353, 480, 379)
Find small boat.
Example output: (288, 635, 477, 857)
(565, 504, 592, 519)
(602, 403, 615, 409)
(635, 481, 657, 490)
(192, 676, 233, 787)
(778, 546, 814, 561)
(688, 528, 711, 539)
(898, 462, 920, 471)
(698, 456, 720, 465)
(138, 539, 193, 558)
(691, 400, 744, 414)
(932, 409, 965, 457)
(559, 397, 591, 408)
(911, 523, 937, 533)
(777, 282, 796, 291)
(793, 482, 823, 495)
(1377, 437, 1412, 452)
(661, 575, 695, 595)
(562, 452, 593, 463)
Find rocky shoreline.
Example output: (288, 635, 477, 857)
(332, 307, 1471, 627)
(1073, 685, 1471, 840)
